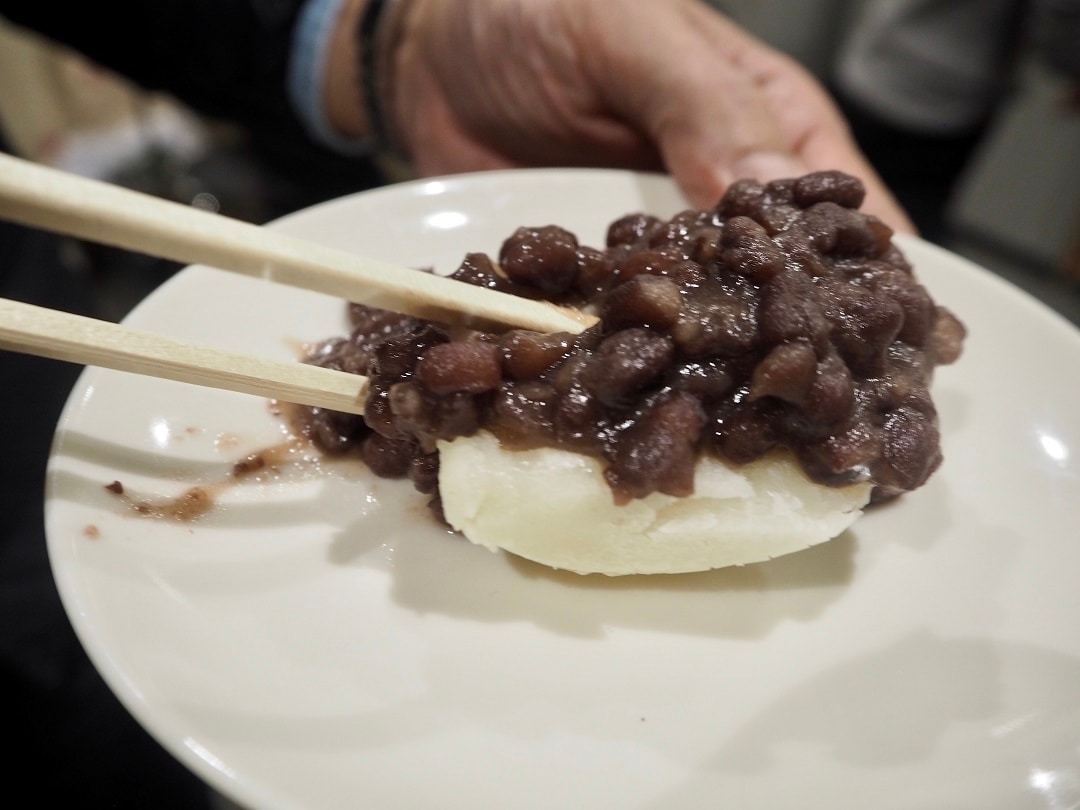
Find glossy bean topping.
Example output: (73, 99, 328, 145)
(295, 170, 965, 509)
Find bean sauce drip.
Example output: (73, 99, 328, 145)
(296, 171, 965, 516)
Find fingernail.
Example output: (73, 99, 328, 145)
(727, 151, 808, 185)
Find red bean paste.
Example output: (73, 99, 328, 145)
(293, 171, 965, 517)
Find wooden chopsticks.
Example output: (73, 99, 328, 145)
(0, 297, 368, 414)
(0, 153, 597, 335)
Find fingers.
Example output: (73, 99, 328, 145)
(794, 125, 917, 234)
(389, 0, 915, 233)
(743, 50, 918, 232)
(574, 5, 791, 193)
(393, 0, 665, 175)
(392, 57, 515, 176)
(577, 0, 915, 232)
(668, 61, 916, 232)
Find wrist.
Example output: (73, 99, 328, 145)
(325, 0, 413, 159)
(324, 0, 369, 138)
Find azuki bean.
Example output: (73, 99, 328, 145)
(417, 341, 502, 394)
(748, 340, 818, 405)
(361, 432, 414, 478)
(793, 170, 866, 209)
(499, 330, 572, 380)
(720, 216, 785, 281)
(671, 358, 734, 400)
(670, 279, 759, 358)
(757, 269, 827, 346)
(804, 351, 856, 424)
(615, 247, 691, 281)
(575, 246, 616, 297)
(296, 170, 965, 509)
(605, 392, 706, 501)
(601, 274, 683, 330)
(879, 404, 943, 494)
(587, 329, 674, 406)
(490, 381, 556, 443)
(928, 307, 967, 365)
(803, 201, 890, 257)
(718, 179, 768, 219)
(500, 225, 580, 294)
(449, 252, 514, 292)
(607, 213, 662, 247)
(408, 452, 441, 495)
(713, 401, 779, 464)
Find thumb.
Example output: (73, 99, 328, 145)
(620, 45, 812, 207)
(667, 136, 916, 235)
(654, 94, 914, 233)
(668, 146, 811, 209)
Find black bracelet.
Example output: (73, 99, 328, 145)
(358, 0, 399, 157)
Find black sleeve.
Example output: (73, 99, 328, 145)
(1, 0, 389, 214)
(0, 0, 306, 135)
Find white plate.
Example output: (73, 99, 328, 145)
(46, 169, 1080, 810)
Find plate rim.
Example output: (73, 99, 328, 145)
(43, 167, 1080, 809)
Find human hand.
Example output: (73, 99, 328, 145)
(330, 0, 915, 233)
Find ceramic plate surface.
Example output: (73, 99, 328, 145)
(46, 169, 1080, 810)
